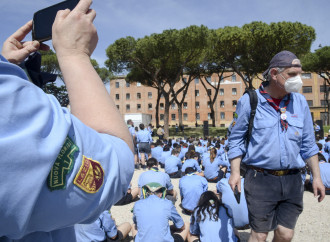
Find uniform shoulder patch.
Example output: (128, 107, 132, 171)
(73, 156, 104, 193)
(47, 136, 79, 191)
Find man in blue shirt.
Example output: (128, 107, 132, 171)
(132, 183, 188, 242)
(151, 140, 163, 162)
(75, 211, 131, 241)
(0, 1, 134, 240)
(138, 158, 177, 203)
(179, 167, 208, 215)
(127, 119, 140, 169)
(228, 51, 325, 242)
(137, 123, 153, 169)
(165, 148, 183, 178)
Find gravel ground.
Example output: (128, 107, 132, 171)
(111, 168, 329, 242)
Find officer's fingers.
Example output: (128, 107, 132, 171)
(73, 0, 93, 14)
(55, 8, 71, 21)
(10, 20, 33, 42)
(86, 8, 96, 22)
(318, 188, 325, 202)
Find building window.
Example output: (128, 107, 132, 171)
(126, 93, 130, 100)
(160, 114, 164, 120)
(126, 82, 130, 87)
(148, 92, 152, 99)
(307, 100, 313, 107)
(160, 103, 164, 110)
(160, 93, 164, 98)
(137, 93, 141, 99)
(231, 74, 236, 82)
(220, 112, 225, 120)
(195, 90, 199, 97)
(220, 89, 224, 96)
(207, 101, 211, 108)
(233, 100, 237, 107)
(220, 77, 224, 83)
(171, 114, 176, 121)
(220, 124, 225, 127)
(207, 89, 212, 96)
(183, 113, 188, 121)
(115, 82, 120, 88)
(137, 82, 141, 87)
(196, 113, 200, 120)
(195, 78, 199, 84)
(137, 104, 141, 110)
(148, 103, 152, 110)
(116, 105, 119, 109)
(182, 77, 187, 83)
(320, 85, 329, 93)
(321, 100, 327, 107)
(220, 101, 225, 107)
(208, 113, 211, 120)
(206, 76, 211, 83)
(302, 86, 312, 93)
(301, 73, 312, 79)
(232, 88, 237, 95)
(126, 104, 130, 111)
(115, 94, 120, 100)
(195, 102, 200, 109)
(171, 103, 176, 109)
(183, 102, 188, 109)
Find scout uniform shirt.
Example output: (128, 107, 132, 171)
(0, 56, 134, 240)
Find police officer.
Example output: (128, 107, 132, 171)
(228, 51, 325, 242)
(0, 0, 134, 240)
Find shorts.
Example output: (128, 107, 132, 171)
(138, 143, 151, 154)
(114, 193, 133, 206)
(207, 170, 224, 183)
(244, 168, 304, 232)
(169, 170, 182, 179)
(134, 145, 138, 155)
(172, 233, 185, 242)
(106, 230, 123, 241)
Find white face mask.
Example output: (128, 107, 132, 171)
(280, 74, 303, 93)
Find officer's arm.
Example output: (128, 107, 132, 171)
(306, 155, 325, 202)
(52, 0, 133, 152)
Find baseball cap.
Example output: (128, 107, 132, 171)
(263, 50, 302, 78)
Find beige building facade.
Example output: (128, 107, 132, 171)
(110, 72, 329, 127)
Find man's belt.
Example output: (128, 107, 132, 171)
(247, 165, 300, 176)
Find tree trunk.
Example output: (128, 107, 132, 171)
(177, 103, 183, 127)
(163, 93, 170, 139)
(211, 106, 216, 127)
(155, 88, 161, 127)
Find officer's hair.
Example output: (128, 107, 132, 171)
(139, 123, 145, 130)
(147, 158, 158, 168)
(210, 148, 217, 162)
(156, 140, 163, 146)
(163, 145, 170, 152)
(185, 167, 196, 174)
(171, 148, 180, 155)
(187, 151, 198, 159)
(266, 67, 285, 82)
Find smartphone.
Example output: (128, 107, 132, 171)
(32, 0, 80, 42)
(234, 186, 241, 204)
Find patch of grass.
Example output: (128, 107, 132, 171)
(168, 127, 227, 138)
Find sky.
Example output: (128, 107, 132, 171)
(0, 0, 329, 69)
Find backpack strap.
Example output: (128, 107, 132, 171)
(244, 89, 258, 146)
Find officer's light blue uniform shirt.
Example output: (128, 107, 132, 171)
(0, 56, 134, 240)
(138, 168, 174, 197)
(133, 195, 184, 242)
(165, 156, 182, 174)
(190, 207, 237, 242)
(195, 146, 206, 155)
(220, 152, 230, 168)
(228, 90, 318, 170)
(179, 174, 208, 211)
(311, 162, 330, 188)
(203, 156, 222, 180)
(216, 178, 249, 228)
(151, 146, 163, 162)
(137, 129, 152, 143)
(160, 150, 172, 164)
(182, 159, 201, 173)
(179, 147, 188, 160)
(74, 211, 117, 242)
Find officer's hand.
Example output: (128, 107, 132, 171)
(1, 20, 49, 64)
(312, 177, 325, 202)
(52, 0, 97, 60)
(228, 172, 241, 192)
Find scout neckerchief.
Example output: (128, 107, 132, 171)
(151, 167, 159, 172)
(259, 82, 290, 131)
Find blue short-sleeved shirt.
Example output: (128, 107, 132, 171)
(0, 56, 134, 240)
(160, 151, 172, 164)
(179, 147, 188, 160)
(195, 146, 207, 155)
(137, 129, 152, 143)
(165, 156, 182, 174)
(182, 159, 201, 173)
(228, 89, 318, 170)
(311, 162, 330, 188)
(179, 174, 208, 211)
(190, 207, 237, 242)
(151, 146, 163, 162)
(216, 178, 249, 228)
(203, 156, 222, 180)
(138, 168, 174, 197)
(74, 211, 117, 241)
(133, 195, 184, 242)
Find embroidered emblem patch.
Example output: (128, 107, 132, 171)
(233, 112, 238, 119)
(47, 136, 79, 191)
(74, 156, 104, 193)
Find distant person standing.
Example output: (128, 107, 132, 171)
(137, 123, 153, 170)
(128, 119, 140, 169)
(157, 125, 165, 140)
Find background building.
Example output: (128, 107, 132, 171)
(110, 72, 328, 127)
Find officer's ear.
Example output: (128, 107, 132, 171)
(270, 68, 278, 80)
